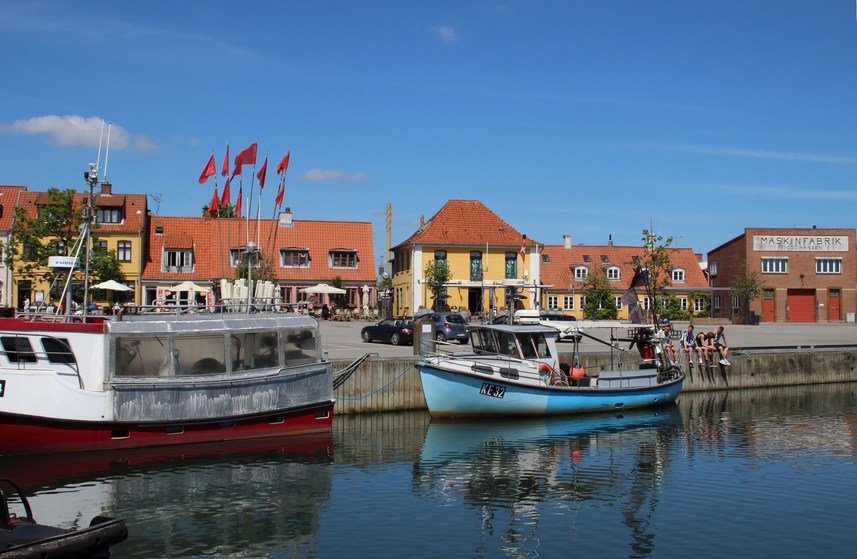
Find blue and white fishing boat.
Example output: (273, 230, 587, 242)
(416, 321, 683, 418)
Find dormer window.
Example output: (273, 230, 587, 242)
(163, 248, 194, 273)
(574, 266, 588, 280)
(605, 266, 620, 280)
(330, 250, 358, 268)
(671, 268, 686, 283)
(96, 207, 123, 224)
(279, 249, 310, 268)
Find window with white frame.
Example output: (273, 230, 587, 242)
(614, 296, 622, 310)
(163, 249, 193, 272)
(713, 295, 721, 309)
(816, 258, 842, 274)
(642, 296, 650, 310)
(694, 297, 705, 312)
(606, 266, 620, 280)
(761, 257, 788, 273)
(580, 295, 586, 308)
(547, 295, 558, 310)
(680, 297, 688, 310)
(563, 295, 574, 310)
(732, 295, 740, 309)
(709, 261, 717, 276)
(574, 266, 588, 280)
(671, 268, 686, 283)
(280, 249, 310, 268)
(330, 250, 357, 268)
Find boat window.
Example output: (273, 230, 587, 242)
(283, 329, 317, 366)
(496, 332, 518, 357)
(41, 337, 75, 364)
(113, 336, 170, 378)
(231, 331, 281, 372)
(0, 336, 37, 363)
(477, 330, 498, 353)
(173, 335, 227, 376)
(519, 334, 538, 359)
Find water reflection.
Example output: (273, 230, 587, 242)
(0, 383, 855, 558)
(0, 434, 334, 558)
(413, 407, 684, 558)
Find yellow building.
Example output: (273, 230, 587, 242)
(8, 183, 148, 308)
(390, 200, 539, 318)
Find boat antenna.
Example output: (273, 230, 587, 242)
(102, 122, 112, 182)
(95, 120, 105, 179)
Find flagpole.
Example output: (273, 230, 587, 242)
(266, 172, 285, 258)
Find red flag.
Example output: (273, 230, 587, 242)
(256, 156, 268, 189)
(276, 150, 290, 174)
(231, 142, 258, 177)
(275, 180, 285, 206)
(198, 154, 216, 184)
(220, 177, 231, 207)
(208, 187, 220, 218)
(520, 243, 526, 262)
(221, 143, 229, 177)
(235, 186, 242, 217)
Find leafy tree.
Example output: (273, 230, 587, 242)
(201, 204, 237, 218)
(3, 188, 123, 297)
(581, 268, 618, 320)
(639, 229, 675, 324)
(730, 270, 764, 324)
(233, 252, 276, 283)
(423, 259, 450, 311)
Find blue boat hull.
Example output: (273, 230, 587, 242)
(418, 363, 684, 418)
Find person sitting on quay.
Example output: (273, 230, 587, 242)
(681, 324, 700, 366)
(711, 326, 731, 366)
(695, 329, 713, 365)
(660, 324, 679, 366)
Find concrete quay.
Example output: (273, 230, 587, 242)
(324, 319, 857, 415)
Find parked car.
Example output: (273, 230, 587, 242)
(539, 312, 582, 343)
(361, 319, 414, 346)
(417, 312, 469, 344)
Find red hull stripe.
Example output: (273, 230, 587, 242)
(0, 317, 106, 333)
(0, 403, 334, 455)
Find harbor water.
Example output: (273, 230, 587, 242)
(2, 382, 857, 558)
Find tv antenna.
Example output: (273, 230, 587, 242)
(149, 193, 164, 215)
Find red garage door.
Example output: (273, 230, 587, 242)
(787, 289, 816, 322)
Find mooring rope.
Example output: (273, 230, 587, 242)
(334, 363, 418, 401)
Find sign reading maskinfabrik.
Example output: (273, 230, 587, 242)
(752, 235, 849, 252)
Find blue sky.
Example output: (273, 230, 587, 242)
(2, 1, 856, 272)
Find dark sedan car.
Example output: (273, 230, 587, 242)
(361, 319, 414, 346)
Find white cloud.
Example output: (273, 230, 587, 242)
(647, 143, 857, 166)
(0, 115, 157, 151)
(436, 25, 457, 43)
(302, 168, 367, 182)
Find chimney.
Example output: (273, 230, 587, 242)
(278, 207, 293, 227)
(100, 182, 112, 195)
(608, 234, 613, 247)
(563, 235, 572, 249)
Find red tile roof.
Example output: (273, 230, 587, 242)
(0, 186, 26, 231)
(539, 244, 708, 291)
(394, 199, 540, 250)
(143, 215, 375, 285)
(13, 189, 148, 235)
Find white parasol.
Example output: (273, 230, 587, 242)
(299, 283, 346, 295)
(92, 279, 133, 292)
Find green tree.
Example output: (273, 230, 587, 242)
(639, 228, 675, 325)
(582, 268, 618, 320)
(730, 270, 764, 324)
(423, 259, 450, 311)
(201, 204, 237, 218)
(234, 252, 276, 283)
(3, 188, 123, 294)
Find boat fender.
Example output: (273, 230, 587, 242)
(571, 365, 585, 381)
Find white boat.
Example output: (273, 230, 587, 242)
(416, 321, 684, 418)
(0, 310, 334, 455)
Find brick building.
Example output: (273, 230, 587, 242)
(708, 227, 856, 323)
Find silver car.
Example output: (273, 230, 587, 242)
(426, 312, 469, 344)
